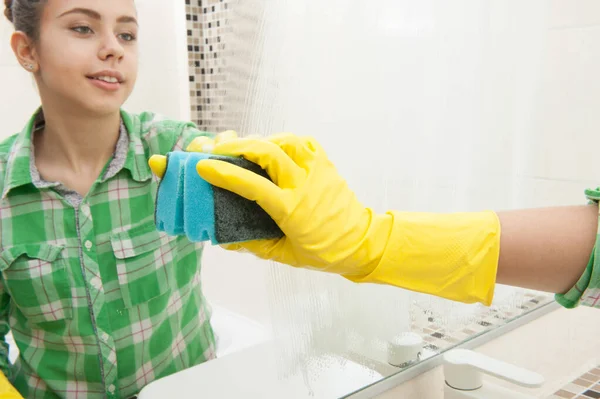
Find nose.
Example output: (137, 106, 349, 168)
(98, 31, 125, 61)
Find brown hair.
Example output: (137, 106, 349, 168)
(4, 0, 47, 41)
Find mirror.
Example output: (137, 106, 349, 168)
(184, 0, 588, 397)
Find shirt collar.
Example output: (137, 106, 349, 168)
(2, 108, 151, 200)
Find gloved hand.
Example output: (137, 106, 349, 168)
(200, 133, 391, 277)
(0, 371, 23, 399)
(192, 134, 501, 305)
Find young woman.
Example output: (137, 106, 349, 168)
(2, 1, 223, 397)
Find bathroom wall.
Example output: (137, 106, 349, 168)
(128, 0, 191, 120)
(0, 16, 40, 137)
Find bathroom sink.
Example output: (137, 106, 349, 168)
(138, 341, 385, 399)
(209, 304, 271, 357)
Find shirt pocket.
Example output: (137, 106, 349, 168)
(111, 221, 178, 308)
(0, 244, 72, 324)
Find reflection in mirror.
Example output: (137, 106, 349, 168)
(185, 0, 572, 397)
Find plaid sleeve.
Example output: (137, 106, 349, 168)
(172, 125, 216, 152)
(555, 188, 600, 309)
(0, 279, 12, 378)
(138, 112, 215, 156)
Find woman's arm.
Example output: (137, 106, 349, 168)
(154, 133, 599, 304)
(497, 205, 598, 294)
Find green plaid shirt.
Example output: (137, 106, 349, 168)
(0, 109, 216, 399)
(556, 188, 600, 310)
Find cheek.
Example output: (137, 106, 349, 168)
(38, 39, 89, 78)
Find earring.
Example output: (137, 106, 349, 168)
(25, 64, 34, 70)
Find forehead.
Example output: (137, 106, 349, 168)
(43, 0, 137, 21)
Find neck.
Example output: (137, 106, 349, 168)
(35, 103, 121, 175)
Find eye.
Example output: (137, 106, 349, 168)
(118, 33, 136, 42)
(71, 26, 93, 35)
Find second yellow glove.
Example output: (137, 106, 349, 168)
(0, 371, 22, 399)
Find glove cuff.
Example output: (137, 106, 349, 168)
(350, 210, 501, 305)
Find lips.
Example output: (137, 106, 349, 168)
(86, 71, 124, 92)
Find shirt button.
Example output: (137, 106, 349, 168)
(108, 384, 115, 394)
(84, 240, 93, 251)
(101, 332, 110, 342)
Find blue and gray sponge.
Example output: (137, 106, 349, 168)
(155, 151, 283, 244)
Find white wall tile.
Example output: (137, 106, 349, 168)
(512, 177, 595, 208)
(523, 27, 600, 182)
(0, 64, 40, 139)
(548, 0, 600, 29)
(124, 0, 190, 120)
(0, 17, 40, 139)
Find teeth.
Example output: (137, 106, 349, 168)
(95, 76, 119, 83)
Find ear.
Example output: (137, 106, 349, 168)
(10, 31, 38, 72)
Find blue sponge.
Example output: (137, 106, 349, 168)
(155, 151, 283, 245)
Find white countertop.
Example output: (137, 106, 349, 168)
(138, 340, 385, 399)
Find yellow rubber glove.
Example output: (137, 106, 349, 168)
(193, 134, 501, 305)
(0, 371, 23, 399)
(149, 130, 239, 179)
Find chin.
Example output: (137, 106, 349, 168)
(78, 94, 131, 117)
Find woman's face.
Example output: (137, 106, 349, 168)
(33, 0, 139, 116)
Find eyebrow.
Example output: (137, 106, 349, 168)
(58, 8, 138, 26)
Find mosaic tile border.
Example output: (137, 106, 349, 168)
(548, 366, 600, 399)
(410, 291, 554, 355)
(186, 0, 232, 133)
